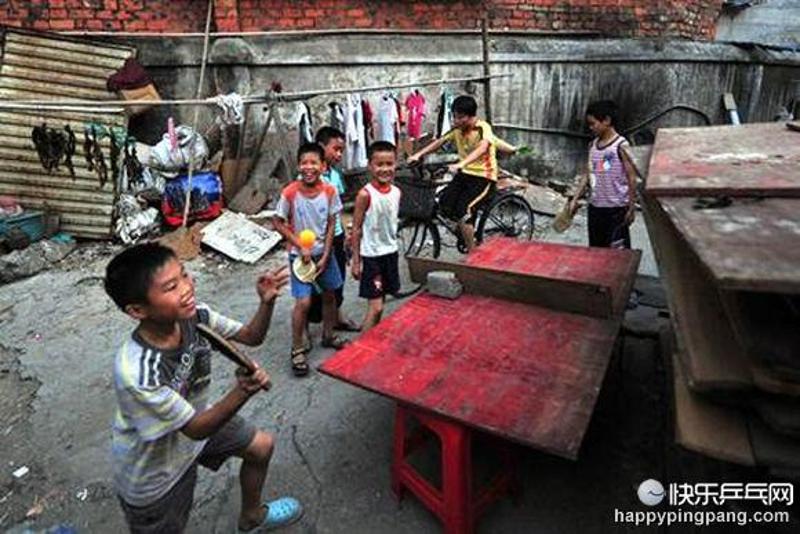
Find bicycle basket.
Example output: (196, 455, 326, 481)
(395, 174, 437, 220)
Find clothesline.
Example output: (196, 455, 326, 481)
(0, 73, 513, 113)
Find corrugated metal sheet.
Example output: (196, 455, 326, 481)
(0, 29, 135, 238)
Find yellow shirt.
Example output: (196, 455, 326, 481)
(442, 119, 498, 181)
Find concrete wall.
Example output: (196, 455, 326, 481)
(0, 1, 724, 38)
(716, 0, 800, 48)
(117, 33, 800, 185)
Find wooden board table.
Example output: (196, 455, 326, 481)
(319, 238, 640, 533)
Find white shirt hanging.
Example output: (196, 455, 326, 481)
(376, 93, 399, 144)
(344, 93, 367, 169)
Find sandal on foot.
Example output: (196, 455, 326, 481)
(290, 347, 310, 377)
(334, 318, 362, 332)
(321, 335, 350, 350)
(238, 496, 304, 532)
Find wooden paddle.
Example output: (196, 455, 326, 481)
(196, 323, 270, 391)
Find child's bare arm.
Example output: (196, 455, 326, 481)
(181, 367, 269, 440)
(408, 136, 448, 162)
(234, 267, 289, 346)
(318, 214, 336, 271)
(272, 217, 304, 250)
(350, 189, 370, 279)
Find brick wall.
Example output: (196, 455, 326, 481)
(0, 1, 723, 39)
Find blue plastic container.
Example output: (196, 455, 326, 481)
(0, 211, 45, 242)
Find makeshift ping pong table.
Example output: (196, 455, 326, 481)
(320, 238, 640, 533)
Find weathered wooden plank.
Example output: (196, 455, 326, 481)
(1, 52, 113, 80)
(1, 64, 111, 91)
(673, 352, 756, 466)
(641, 194, 754, 392)
(5, 32, 134, 60)
(0, 79, 114, 100)
(647, 123, 800, 197)
(661, 197, 800, 294)
(408, 256, 614, 319)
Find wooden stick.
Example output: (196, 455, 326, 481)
(482, 17, 493, 123)
(180, 0, 214, 229)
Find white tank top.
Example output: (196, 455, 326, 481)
(361, 182, 401, 257)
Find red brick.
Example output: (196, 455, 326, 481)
(0, 0, 723, 38)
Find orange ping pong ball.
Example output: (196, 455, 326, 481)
(298, 229, 316, 249)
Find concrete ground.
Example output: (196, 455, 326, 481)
(0, 217, 793, 533)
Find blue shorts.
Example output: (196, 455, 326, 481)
(289, 254, 343, 299)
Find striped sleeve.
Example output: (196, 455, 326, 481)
(196, 303, 243, 339)
(114, 341, 195, 442)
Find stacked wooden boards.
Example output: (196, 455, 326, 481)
(642, 122, 800, 477)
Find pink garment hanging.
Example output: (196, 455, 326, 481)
(404, 90, 427, 139)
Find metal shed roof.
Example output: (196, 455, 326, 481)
(0, 29, 135, 239)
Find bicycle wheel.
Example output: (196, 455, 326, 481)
(394, 218, 441, 298)
(476, 193, 534, 244)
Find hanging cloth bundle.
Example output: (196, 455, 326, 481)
(83, 123, 130, 188)
(31, 123, 77, 178)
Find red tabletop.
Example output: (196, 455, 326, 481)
(319, 238, 640, 460)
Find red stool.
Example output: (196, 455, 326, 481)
(391, 403, 520, 534)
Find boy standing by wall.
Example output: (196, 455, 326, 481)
(306, 127, 361, 335)
(104, 243, 302, 533)
(407, 95, 502, 252)
(569, 100, 637, 249)
(351, 141, 402, 331)
(273, 143, 350, 377)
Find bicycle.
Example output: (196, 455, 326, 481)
(393, 161, 535, 297)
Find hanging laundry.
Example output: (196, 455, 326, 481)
(328, 101, 345, 131)
(393, 93, 405, 135)
(297, 102, 314, 145)
(212, 92, 245, 126)
(375, 92, 399, 144)
(437, 87, 456, 137)
(343, 93, 368, 169)
(405, 89, 427, 139)
(361, 97, 374, 143)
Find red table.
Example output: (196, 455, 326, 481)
(320, 238, 640, 533)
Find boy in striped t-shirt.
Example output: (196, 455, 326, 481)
(570, 100, 638, 249)
(105, 243, 302, 533)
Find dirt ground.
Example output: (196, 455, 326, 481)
(0, 216, 796, 533)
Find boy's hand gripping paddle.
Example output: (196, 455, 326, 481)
(196, 323, 271, 392)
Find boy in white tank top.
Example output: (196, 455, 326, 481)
(351, 141, 402, 331)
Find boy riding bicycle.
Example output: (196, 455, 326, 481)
(407, 95, 514, 252)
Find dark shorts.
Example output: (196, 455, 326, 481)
(587, 205, 631, 249)
(119, 416, 257, 534)
(438, 172, 495, 224)
(359, 252, 400, 299)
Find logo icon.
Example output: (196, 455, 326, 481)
(638, 479, 666, 506)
